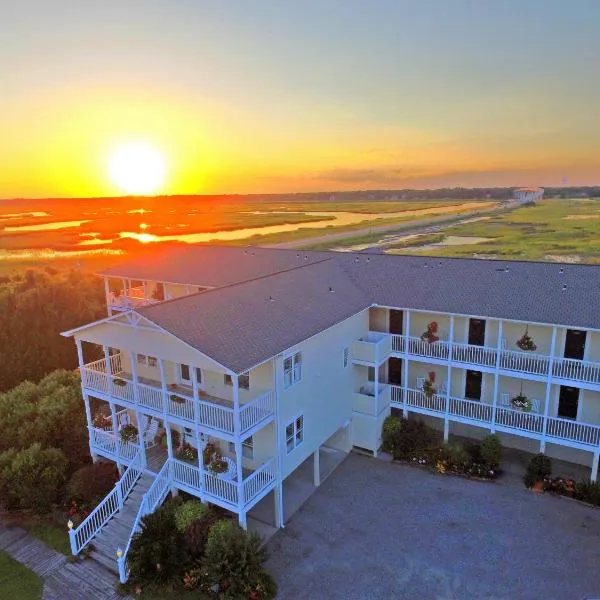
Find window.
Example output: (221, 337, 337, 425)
(136, 354, 147, 365)
(284, 352, 302, 389)
(147, 356, 157, 368)
(367, 366, 375, 382)
(179, 364, 202, 384)
(224, 373, 250, 389)
(285, 415, 304, 454)
(343, 347, 349, 368)
(228, 436, 254, 459)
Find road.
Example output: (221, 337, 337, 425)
(270, 200, 519, 251)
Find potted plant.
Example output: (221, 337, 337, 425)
(208, 454, 228, 475)
(113, 378, 127, 387)
(120, 424, 138, 443)
(203, 441, 218, 466)
(422, 371, 437, 399)
(420, 321, 439, 344)
(92, 412, 112, 429)
(175, 443, 199, 464)
(516, 326, 537, 352)
(511, 393, 532, 412)
(170, 393, 186, 404)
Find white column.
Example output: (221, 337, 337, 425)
(540, 326, 557, 453)
(166, 423, 174, 458)
(159, 358, 169, 414)
(75, 339, 85, 370)
(134, 409, 147, 468)
(103, 345, 113, 397)
(272, 357, 284, 528)
(104, 278, 112, 316)
(491, 320, 503, 433)
(592, 451, 599, 483)
(444, 316, 454, 442)
(313, 449, 321, 487)
(191, 367, 200, 424)
(274, 483, 284, 528)
(82, 391, 97, 461)
(196, 430, 206, 503)
(402, 311, 411, 418)
(109, 401, 122, 470)
(129, 352, 140, 405)
(233, 374, 246, 529)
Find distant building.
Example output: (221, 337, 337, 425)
(515, 187, 544, 205)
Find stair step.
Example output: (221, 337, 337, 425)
(88, 549, 119, 574)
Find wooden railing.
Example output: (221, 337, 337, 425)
(243, 459, 276, 505)
(68, 450, 143, 556)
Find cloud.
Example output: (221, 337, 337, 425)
(313, 167, 408, 184)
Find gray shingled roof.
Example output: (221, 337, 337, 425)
(112, 246, 600, 372)
(101, 245, 330, 287)
(138, 259, 370, 373)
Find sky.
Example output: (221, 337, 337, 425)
(1, 0, 599, 198)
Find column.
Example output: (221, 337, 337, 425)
(540, 327, 557, 453)
(104, 278, 112, 316)
(491, 320, 503, 433)
(134, 410, 147, 468)
(103, 345, 113, 390)
(272, 357, 284, 528)
(75, 339, 85, 378)
(444, 316, 454, 442)
(159, 358, 169, 414)
(233, 374, 247, 529)
(121, 278, 127, 308)
(191, 367, 200, 424)
(402, 311, 411, 418)
(196, 430, 206, 503)
(592, 451, 599, 483)
(110, 401, 122, 471)
(129, 352, 140, 405)
(83, 391, 97, 462)
(274, 483, 284, 528)
(313, 450, 321, 487)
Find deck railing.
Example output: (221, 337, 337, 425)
(68, 449, 143, 556)
(546, 416, 600, 446)
(118, 460, 172, 584)
(240, 391, 275, 433)
(495, 406, 544, 434)
(499, 349, 550, 377)
(552, 357, 600, 385)
(448, 396, 493, 423)
(452, 342, 497, 367)
(90, 428, 139, 461)
(243, 458, 276, 506)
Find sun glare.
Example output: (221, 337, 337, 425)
(108, 142, 166, 195)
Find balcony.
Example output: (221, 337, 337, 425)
(352, 383, 391, 416)
(107, 286, 159, 311)
(80, 357, 274, 436)
(390, 385, 600, 449)
(352, 332, 391, 364)
(390, 333, 600, 386)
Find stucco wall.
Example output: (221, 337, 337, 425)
(369, 307, 388, 332)
(408, 311, 451, 341)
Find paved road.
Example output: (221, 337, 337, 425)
(267, 452, 600, 600)
(270, 202, 518, 250)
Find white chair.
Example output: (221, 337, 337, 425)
(143, 418, 159, 449)
(531, 399, 541, 413)
(118, 412, 131, 430)
(501, 393, 510, 407)
(439, 381, 447, 394)
(416, 377, 425, 391)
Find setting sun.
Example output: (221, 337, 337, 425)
(108, 142, 166, 195)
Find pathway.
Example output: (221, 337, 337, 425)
(0, 524, 127, 600)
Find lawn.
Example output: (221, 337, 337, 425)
(385, 199, 600, 262)
(0, 549, 43, 600)
(24, 522, 71, 556)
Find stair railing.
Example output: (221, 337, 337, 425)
(117, 459, 173, 583)
(67, 449, 143, 556)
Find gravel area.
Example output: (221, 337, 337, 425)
(267, 452, 600, 600)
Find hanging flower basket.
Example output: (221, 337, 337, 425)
(420, 321, 440, 344)
(511, 393, 532, 412)
(175, 443, 198, 464)
(120, 424, 138, 443)
(170, 394, 186, 404)
(113, 378, 127, 387)
(516, 327, 537, 352)
(423, 378, 437, 399)
(208, 455, 228, 474)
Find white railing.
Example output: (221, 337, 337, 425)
(108, 287, 158, 310)
(168, 393, 195, 422)
(90, 428, 139, 460)
(110, 353, 123, 375)
(390, 385, 403, 404)
(494, 406, 544, 434)
(198, 399, 235, 434)
(204, 471, 238, 506)
(110, 375, 135, 403)
(391, 334, 405, 353)
(448, 396, 492, 423)
(68, 450, 143, 556)
(546, 416, 600, 446)
(243, 458, 276, 506)
(118, 460, 172, 583)
(240, 391, 275, 432)
(499, 350, 550, 376)
(172, 458, 202, 492)
(553, 357, 600, 385)
(404, 387, 445, 413)
(452, 342, 497, 367)
(81, 367, 109, 394)
(138, 382, 163, 411)
(404, 335, 451, 360)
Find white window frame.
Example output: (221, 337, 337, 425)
(136, 353, 147, 366)
(283, 352, 302, 389)
(229, 436, 254, 459)
(224, 373, 250, 389)
(147, 356, 157, 368)
(285, 414, 304, 454)
(178, 364, 202, 385)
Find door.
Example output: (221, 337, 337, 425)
(388, 357, 402, 385)
(389, 310, 404, 335)
(564, 329, 586, 360)
(558, 386, 579, 419)
(464, 370, 482, 401)
(468, 318, 486, 346)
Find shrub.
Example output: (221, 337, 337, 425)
(574, 480, 600, 506)
(66, 462, 118, 506)
(381, 415, 433, 460)
(0, 444, 68, 513)
(480, 434, 502, 470)
(128, 502, 187, 585)
(524, 453, 552, 488)
(185, 509, 220, 558)
(203, 520, 269, 598)
(381, 415, 403, 455)
(444, 442, 470, 467)
(174, 500, 208, 533)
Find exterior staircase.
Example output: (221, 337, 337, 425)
(87, 473, 154, 574)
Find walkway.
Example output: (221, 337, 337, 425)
(0, 524, 126, 600)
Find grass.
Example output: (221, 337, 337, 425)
(0, 549, 43, 600)
(23, 522, 71, 556)
(384, 199, 600, 263)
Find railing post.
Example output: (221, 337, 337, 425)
(402, 311, 410, 418)
(233, 374, 246, 527)
(540, 326, 557, 453)
(444, 316, 454, 441)
(67, 521, 77, 555)
(191, 366, 200, 425)
(115, 480, 124, 509)
(117, 552, 127, 584)
(159, 358, 168, 414)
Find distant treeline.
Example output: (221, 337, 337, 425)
(0, 268, 105, 391)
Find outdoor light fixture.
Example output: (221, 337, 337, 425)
(116, 547, 123, 558)
(67, 520, 73, 530)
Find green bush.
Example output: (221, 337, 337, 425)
(66, 462, 119, 506)
(203, 520, 270, 599)
(524, 453, 552, 488)
(444, 442, 470, 467)
(480, 434, 501, 469)
(0, 444, 68, 513)
(381, 415, 433, 460)
(174, 500, 208, 533)
(574, 480, 600, 506)
(185, 509, 220, 558)
(128, 502, 188, 585)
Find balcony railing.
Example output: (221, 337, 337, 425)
(390, 385, 600, 448)
(351, 332, 391, 364)
(90, 428, 140, 461)
(107, 286, 159, 311)
(389, 333, 600, 386)
(81, 358, 274, 436)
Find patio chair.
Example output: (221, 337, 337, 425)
(531, 398, 541, 413)
(501, 393, 510, 407)
(143, 418, 159, 449)
(416, 377, 425, 391)
(439, 381, 447, 394)
(118, 411, 131, 430)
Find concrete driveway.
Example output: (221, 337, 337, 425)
(267, 453, 600, 600)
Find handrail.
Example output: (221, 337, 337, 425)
(68, 449, 143, 556)
(239, 391, 274, 432)
(243, 458, 276, 506)
(117, 459, 172, 584)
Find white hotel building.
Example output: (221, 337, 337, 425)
(63, 246, 600, 581)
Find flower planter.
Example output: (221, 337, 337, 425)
(531, 480, 544, 493)
(113, 378, 127, 387)
(170, 394, 186, 404)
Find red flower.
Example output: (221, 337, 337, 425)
(430, 321, 438, 333)
(428, 371, 436, 382)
